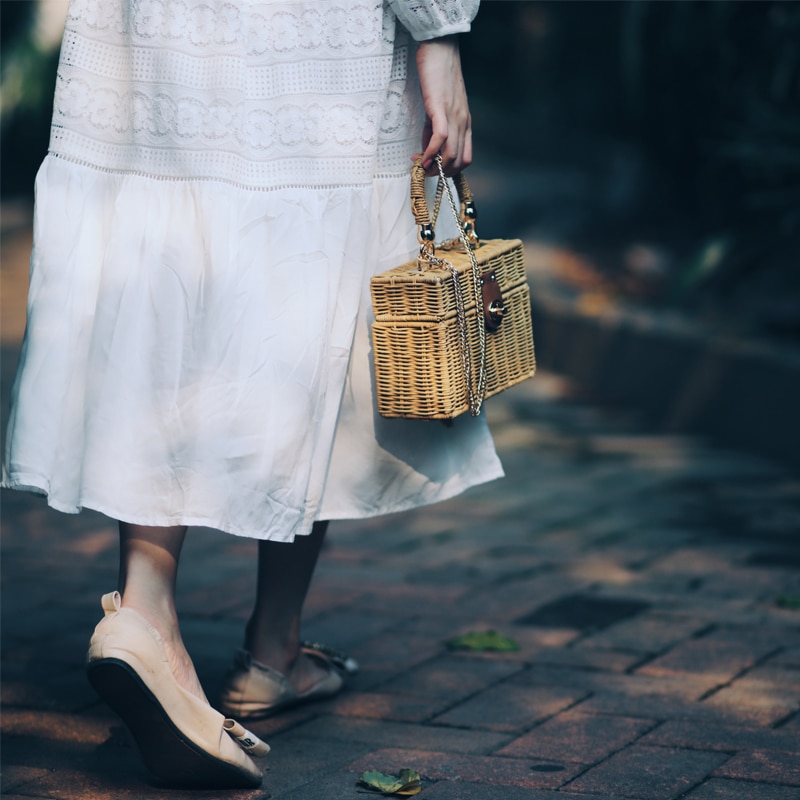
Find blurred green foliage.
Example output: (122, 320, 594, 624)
(1, 1, 59, 197)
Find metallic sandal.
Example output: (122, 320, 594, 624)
(302, 640, 359, 676)
(219, 646, 346, 721)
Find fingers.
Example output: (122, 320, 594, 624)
(416, 36, 473, 177)
(421, 110, 472, 177)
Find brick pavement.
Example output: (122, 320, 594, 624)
(2, 218, 800, 798)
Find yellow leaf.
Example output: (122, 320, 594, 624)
(358, 769, 422, 796)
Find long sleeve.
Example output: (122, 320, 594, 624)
(387, 0, 480, 42)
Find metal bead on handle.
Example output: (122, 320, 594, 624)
(418, 223, 435, 243)
(410, 155, 481, 254)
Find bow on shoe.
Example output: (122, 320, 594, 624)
(223, 719, 271, 756)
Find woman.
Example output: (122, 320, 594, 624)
(2, 0, 501, 789)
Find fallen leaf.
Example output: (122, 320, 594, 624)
(358, 768, 422, 796)
(446, 630, 520, 652)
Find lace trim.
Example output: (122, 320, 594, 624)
(67, 0, 393, 57)
(55, 75, 392, 150)
(48, 151, 412, 193)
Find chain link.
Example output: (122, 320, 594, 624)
(416, 156, 487, 416)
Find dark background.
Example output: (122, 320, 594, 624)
(460, 1, 800, 342)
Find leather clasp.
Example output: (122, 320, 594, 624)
(481, 270, 506, 332)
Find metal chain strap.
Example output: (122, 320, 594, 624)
(417, 155, 487, 416)
(431, 178, 444, 227)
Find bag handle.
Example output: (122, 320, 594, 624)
(410, 157, 479, 256)
(413, 155, 488, 416)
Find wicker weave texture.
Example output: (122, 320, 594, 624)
(371, 239, 526, 321)
(371, 241, 536, 419)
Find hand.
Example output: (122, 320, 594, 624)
(416, 35, 473, 177)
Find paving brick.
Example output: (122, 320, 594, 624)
(300, 608, 406, 651)
(778, 711, 800, 731)
(699, 569, 800, 602)
(379, 654, 523, 700)
(323, 691, 453, 723)
(418, 783, 629, 800)
(769, 647, 800, 668)
(353, 584, 467, 617)
(346, 631, 444, 673)
(635, 638, 773, 684)
(432, 684, 586, 733)
(575, 690, 734, 723)
(517, 592, 648, 631)
(579, 612, 710, 653)
(0, 650, 77, 680)
(5, 795, 57, 800)
(1, 604, 99, 651)
(348, 748, 583, 789)
(1, 668, 100, 714)
(301, 588, 365, 619)
(401, 614, 579, 651)
(248, 731, 370, 797)
(269, 768, 383, 800)
(700, 667, 800, 727)
(713, 749, 800, 786)
(532, 645, 642, 672)
(565, 744, 729, 800)
(408, 558, 544, 589)
(0, 767, 267, 800)
(707, 625, 800, 651)
(640, 719, 800, 754)
(456, 573, 593, 621)
(511, 662, 714, 702)
(498, 710, 656, 763)
(648, 548, 744, 578)
(683, 778, 800, 800)
(289, 715, 509, 754)
(0, 730, 134, 778)
(0, 765, 52, 794)
(0, 709, 112, 745)
(236, 705, 320, 739)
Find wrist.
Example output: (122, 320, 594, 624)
(418, 34, 460, 50)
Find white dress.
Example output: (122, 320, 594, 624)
(2, 0, 503, 541)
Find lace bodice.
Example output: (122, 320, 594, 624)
(49, 0, 479, 190)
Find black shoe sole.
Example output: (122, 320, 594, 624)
(87, 657, 261, 790)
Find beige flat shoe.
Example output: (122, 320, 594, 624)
(219, 647, 344, 721)
(86, 592, 269, 789)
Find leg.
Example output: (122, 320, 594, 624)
(87, 522, 266, 787)
(244, 520, 329, 692)
(118, 521, 206, 701)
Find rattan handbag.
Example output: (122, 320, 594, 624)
(370, 156, 536, 419)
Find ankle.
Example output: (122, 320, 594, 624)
(247, 640, 300, 674)
(120, 592, 180, 640)
(244, 615, 301, 671)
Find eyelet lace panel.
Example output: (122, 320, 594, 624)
(51, 0, 475, 188)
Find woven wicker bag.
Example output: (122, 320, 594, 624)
(371, 157, 536, 419)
